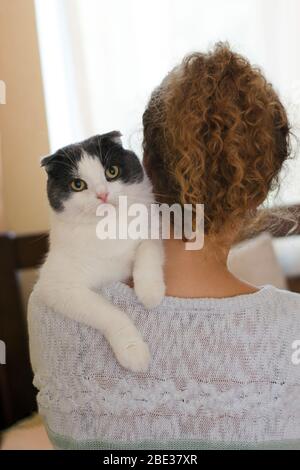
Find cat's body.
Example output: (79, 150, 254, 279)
(29, 131, 165, 372)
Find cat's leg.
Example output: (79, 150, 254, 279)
(30, 283, 150, 372)
(133, 239, 165, 309)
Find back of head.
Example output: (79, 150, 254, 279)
(143, 43, 291, 237)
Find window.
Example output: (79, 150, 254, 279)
(35, 0, 300, 204)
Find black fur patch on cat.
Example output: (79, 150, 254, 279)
(41, 131, 144, 212)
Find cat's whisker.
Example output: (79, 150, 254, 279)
(59, 148, 77, 170)
(61, 145, 79, 168)
(47, 159, 74, 172)
(69, 148, 80, 167)
(97, 135, 103, 162)
(108, 192, 154, 205)
(104, 147, 115, 166)
(108, 191, 167, 205)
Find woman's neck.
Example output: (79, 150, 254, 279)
(163, 238, 258, 299)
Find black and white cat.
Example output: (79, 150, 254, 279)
(29, 131, 165, 372)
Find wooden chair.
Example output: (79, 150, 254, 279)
(0, 232, 48, 430)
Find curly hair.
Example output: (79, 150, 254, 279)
(143, 43, 291, 236)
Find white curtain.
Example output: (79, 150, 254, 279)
(35, 0, 300, 204)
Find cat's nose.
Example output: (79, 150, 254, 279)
(96, 192, 108, 203)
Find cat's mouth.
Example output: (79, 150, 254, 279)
(96, 200, 117, 208)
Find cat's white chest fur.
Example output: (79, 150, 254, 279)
(48, 217, 139, 286)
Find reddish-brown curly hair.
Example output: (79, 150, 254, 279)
(143, 43, 291, 236)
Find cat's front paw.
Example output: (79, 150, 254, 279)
(108, 328, 150, 373)
(134, 278, 166, 309)
(115, 339, 150, 373)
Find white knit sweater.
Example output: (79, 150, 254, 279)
(28, 283, 300, 450)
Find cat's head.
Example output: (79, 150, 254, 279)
(41, 131, 150, 220)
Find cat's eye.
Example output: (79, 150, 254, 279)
(105, 165, 120, 181)
(70, 178, 88, 192)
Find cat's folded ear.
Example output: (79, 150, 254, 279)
(40, 153, 58, 172)
(101, 130, 122, 145)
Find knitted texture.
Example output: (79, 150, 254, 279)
(28, 283, 300, 448)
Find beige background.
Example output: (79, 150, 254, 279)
(0, 0, 50, 234)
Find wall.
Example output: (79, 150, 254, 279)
(0, 0, 50, 234)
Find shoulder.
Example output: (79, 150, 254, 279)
(260, 287, 300, 337)
(269, 286, 300, 315)
(269, 288, 300, 382)
(102, 281, 300, 311)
